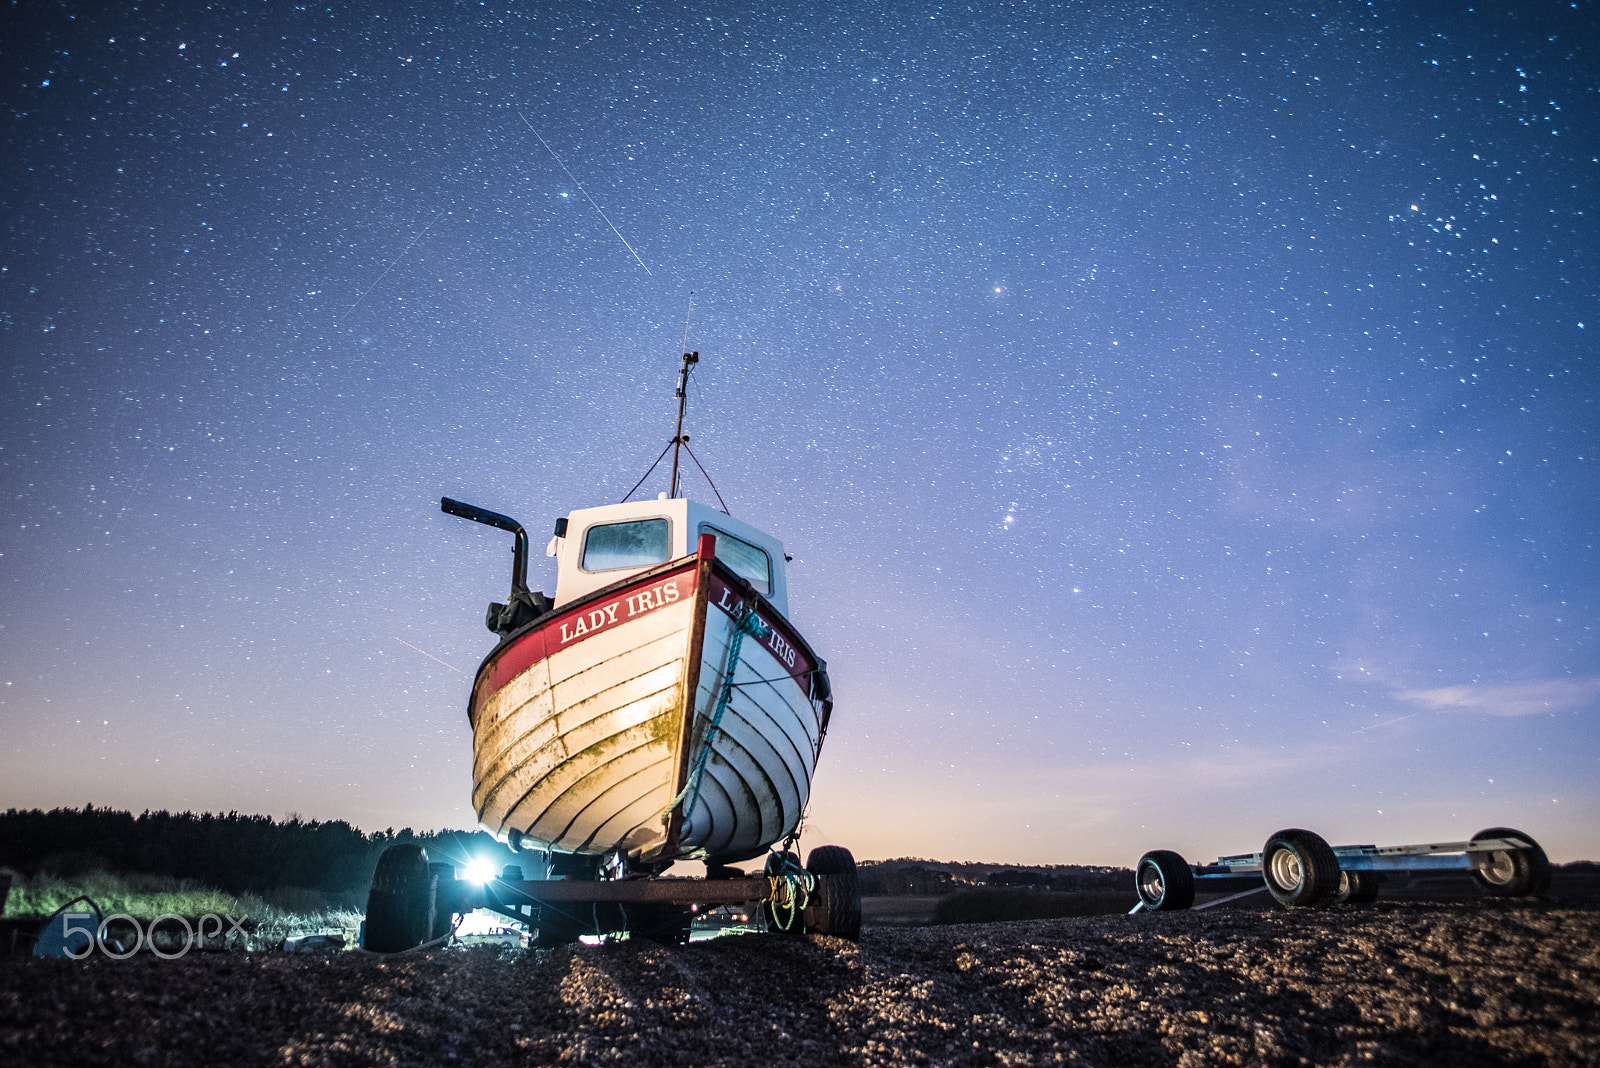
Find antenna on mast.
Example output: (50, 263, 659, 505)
(668, 350, 698, 498)
(622, 347, 728, 511)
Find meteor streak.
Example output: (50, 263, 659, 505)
(339, 205, 450, 323)
(394, 637, 460, 672)
(518, 112, 653, 276)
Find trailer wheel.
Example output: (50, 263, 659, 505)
(364, 844, 434, 952)
(1336, 869, 1380, 905)
(629, 903, 693, 945)
(531, 905, 586, 948)
(427, 862, 458, 941)
(1469, 827, 1551, 898)
(1261, 829, 1341, 908)
(530, 926, 580, 948)
(1136, 850, 1195, 911)
(804, 845, 862, 941)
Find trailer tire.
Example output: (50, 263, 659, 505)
(364, 844, 434, 952)
(1469, 827, 1551, 898)
(1136, 850, 1195, 911)
(427, 862, 458, 941)
(531, 905, 586, 948)
(1336, 869, 1380, 905)
(628, 903, 693, 945)
(804, 845, 862, 941)
(1262, 829, 1341, 908)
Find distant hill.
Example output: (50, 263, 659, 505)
(858, 858, 1131, 896)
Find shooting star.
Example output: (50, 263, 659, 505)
(105, 456, 154, 541)
(339, 205, 450, 323)
(1352, 711, 1424, 734)
(518, 111, 653, 276)
(394, 637, 461, 673)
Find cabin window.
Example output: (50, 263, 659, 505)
(702, 525, 771, 594)
(581, 519, 670, 572)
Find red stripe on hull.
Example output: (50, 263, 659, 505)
(705, 572, 817, 683)
(472, 559, 700, 717)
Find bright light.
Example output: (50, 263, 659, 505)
(464, 856, 498, 884)
(453, 908, 512, 938)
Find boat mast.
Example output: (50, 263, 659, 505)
(668, 350, 698, 498)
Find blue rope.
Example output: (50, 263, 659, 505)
(765, 852, 815, 931)
(665, 607, 771, 825)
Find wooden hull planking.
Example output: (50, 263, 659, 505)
(676, 570, 824, 857)
(469, 544, 827, 864)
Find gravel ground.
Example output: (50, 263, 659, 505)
(3, 898, 1596, 1067)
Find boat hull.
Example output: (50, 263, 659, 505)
(469, 538, 830, 864)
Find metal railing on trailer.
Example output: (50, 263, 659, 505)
(1131, 826, 1551, 912)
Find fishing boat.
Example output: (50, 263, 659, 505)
(444, 352, 834, 873)
(455, 496, 832, 869)
(363, 369, 856, 953)
(358, 352, 857, 951)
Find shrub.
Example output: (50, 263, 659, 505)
(3, 869, 240, 922)
(4, 869, 364, 951)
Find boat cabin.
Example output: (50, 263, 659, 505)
(547, 495, 790, 617)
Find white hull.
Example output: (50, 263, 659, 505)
(469, 543, 830, 864)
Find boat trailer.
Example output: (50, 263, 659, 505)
(1132, 826, 1551, 912)
(362, 843, 862, 952)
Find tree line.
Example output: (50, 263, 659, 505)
(0, 807, 1148, 900)
(858, 858, 1131, 896)
(0, 805, 514, 898)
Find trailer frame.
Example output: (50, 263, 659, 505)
(1132, 826, 1551, 912)
(361, 843, 863, 952)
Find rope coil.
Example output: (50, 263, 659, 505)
(765, 853, 815, 932)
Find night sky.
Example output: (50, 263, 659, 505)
(3, 1, 1595, 868)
